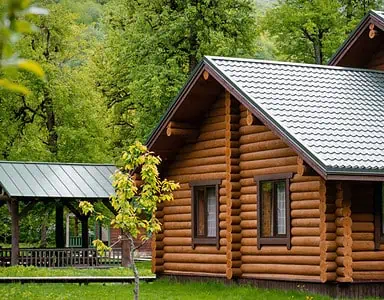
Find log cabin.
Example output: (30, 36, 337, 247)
(147, 11, 384, 297)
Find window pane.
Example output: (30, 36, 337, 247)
(196, 188, 205, 237)
(261, 182, 273, 237)
(206, 187, 217, 237)
(276, 181, 287, 235)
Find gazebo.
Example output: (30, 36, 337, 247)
(0, 161, 121, 267)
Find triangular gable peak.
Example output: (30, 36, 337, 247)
(329, 10, 384, 69)
(147, 57, 384, 181)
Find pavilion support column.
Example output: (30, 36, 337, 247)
(55, 203, 65, 248)
(7, 199, 19, 266)
(81, 215, 89, 248)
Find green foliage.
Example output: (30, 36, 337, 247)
(262, 0, 384, 64)
(1, 279, 331, 300)
(0, 0, 47, 94)
(97, 0, 258, 153)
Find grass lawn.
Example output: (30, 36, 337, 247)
(0, 262, 152, 277)
(1, 279, 331, 300)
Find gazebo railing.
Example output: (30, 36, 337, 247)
(0, 248, 122, 268)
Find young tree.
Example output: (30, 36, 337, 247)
(80, 141, 179, 300)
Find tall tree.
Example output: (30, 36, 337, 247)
(263, 0, 346, 64)
(0, 2, 111, 162)
(97, 0, 258, 153)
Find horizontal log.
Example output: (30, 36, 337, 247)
(207, 107, 225, 118)
(292, 218, 320, 227)
(176, 147, 225, 160)
(291, 237, 320, 247)
(241, 273, 321, 282)
(163, 246, 226, 254)
(163, 237, 191, 246)
(240, 165, 297, 178)
(163, 206, 191, 215)
(168, 164, 226, 176)
(291, 192, 320, 201)
(241, 186, 257, 195)
(352, 271, 384, 281)
(290, 181, 320, 192)
(200, 121, 226, 133)
(352, 251, 384, 261)
(352, 261, 384, 271)
(351, 232, 374, 241)
(240, 211, 256, 220)
(241, 220, 257, 229)
(291, 227, 320, 236)
(240, 156, 297, 171)
(239, 139, 287, 153)
(242, 255, 320, 265)
(164, 262, 226, 274)
(240, 194, 256, 204)
(240, 148, 296, 162)
(351, 213, 374, 222)
(352, 241, 375, 251)
(163, 253, 227, 264)
(171, 190, 191, 199)
(240, 246, 321, 256)
(242, 229, 257, 238)
(164, 229, 191, 237)
(164, 222, 191, 230)
(351, 222, 374, 232)
(163, 214, 191, 222)
(239, 131, 277, 144)
(167, 128, 198, 137)
(291, 209, 320, 219)
(165, 198, 191, 207)
(241, 204, 257, 212)
(171, 155, 226, 169)
(167, 172, 225, 183)
(239, 125, 268, 136)
(241, 264, 320, 276)
(291, 200, 320, 210)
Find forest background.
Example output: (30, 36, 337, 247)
(0, 0, 382, 246)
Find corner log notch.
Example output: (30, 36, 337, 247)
(166, 121, 198, 139)
(297, 157, 317, 177)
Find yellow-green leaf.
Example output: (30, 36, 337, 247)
(0, 78, 31, 95)
(18, 60, 44, 78)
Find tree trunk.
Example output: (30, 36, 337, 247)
(43, 88, 58, 156)
(313, 38, 323, 65)
(7, 199, 19, 266)
(121, 230, 131, 267)
(128, 234, 140, 300)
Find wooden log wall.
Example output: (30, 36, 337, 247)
(237, 104, 331, 282)
(153, 94, 229, 276)
(224, 92, 241, 279)
(333, 183, 353, 282)
(349, 183, 384, 281)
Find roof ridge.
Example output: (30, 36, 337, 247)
(0, 161, 116, 167)
(205, 56, 384, 75)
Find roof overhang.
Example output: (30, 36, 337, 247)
(329, 10, 384, 67)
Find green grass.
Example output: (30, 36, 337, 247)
(1, 279, 330, 300)
(0, 262, 152, 277)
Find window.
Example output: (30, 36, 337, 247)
(255, 173, 292, 249)
(190, 180, 220, 249)
(374, 183, 384, 250)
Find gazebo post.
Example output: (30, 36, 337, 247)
(81, 215, 89, 248)
(7, 199, 19, 266)
(55, 202, 65, 248)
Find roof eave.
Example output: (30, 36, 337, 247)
(326, 168, 384, 181)
(146, 60, 206, 149)
(328, 10, 384, 66)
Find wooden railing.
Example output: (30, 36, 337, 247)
(0, 248, 123, 268)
